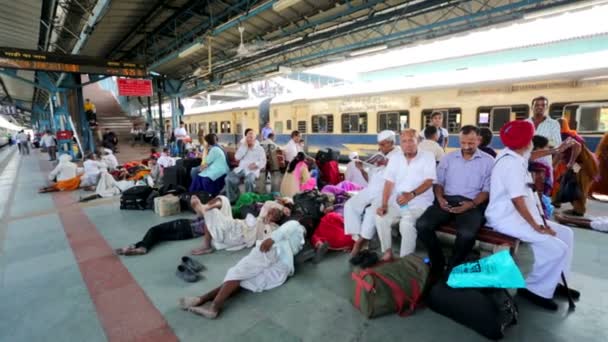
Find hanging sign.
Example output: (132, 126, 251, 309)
(117, 78, 153, 97)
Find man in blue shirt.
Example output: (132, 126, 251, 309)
(261, 122, 273, 140)
(415, 125, 494, 278)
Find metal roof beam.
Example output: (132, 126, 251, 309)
(0, 77, 12, 103)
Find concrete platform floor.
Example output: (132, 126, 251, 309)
(1, 146, 607, 342)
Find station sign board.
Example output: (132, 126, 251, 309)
(0, 47, 146, 77)
(117, 78, 153, 97)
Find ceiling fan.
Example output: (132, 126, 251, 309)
(232, 25, 272, 58)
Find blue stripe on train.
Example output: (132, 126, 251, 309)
(219, 133, 602, 154)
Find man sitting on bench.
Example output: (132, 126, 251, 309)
(416, 125, 494, 279)
(225, 128, 267, 203)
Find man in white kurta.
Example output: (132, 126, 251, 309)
(376, 129, 436, 260)
(283, 130, 303, 163)
(179, 220, 306, 319)
(344, 130, 402, 257)
(225, 128, 267, 202)
(486, 120, 578, 311)
(345, 152, 368, 187)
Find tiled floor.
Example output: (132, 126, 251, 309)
(1, 145, 607, 342)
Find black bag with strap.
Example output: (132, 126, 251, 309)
(555, 169, 581, 204)
(120, 185, 153, 210)
(427, 282, 518, 340)
(292, 190, 329, 235)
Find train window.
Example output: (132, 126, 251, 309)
(378, 111, 409, 132)
(198, 122, 206, 135)
(421, 108, 461, 133)
(312, 114, 334, 133)
(549, 103, 567, 120)
(575, 104, 608, 132)
(476, 105, 529, 132)
(297, 120, 307, 133)
(236, 123, 243, 135)
(286, 120, 292, 130)
(209, 122, 218, 134)
(341, 113, 367, 133)
(220, 121, 231, 134)
(274, 122, 284, 134)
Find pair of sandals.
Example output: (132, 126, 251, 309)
(177, 256, 205, 282)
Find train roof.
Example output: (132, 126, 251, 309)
(0, 115, 23, 131)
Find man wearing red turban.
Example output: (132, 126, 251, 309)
(485, 120, 579, 311)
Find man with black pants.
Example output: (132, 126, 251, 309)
(415, 125, 494, 278)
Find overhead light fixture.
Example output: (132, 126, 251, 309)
(349, 45, 388, 57)
(581, 75, 608, 81)
(524, 0, 608, 20)
(178, 41, 204, 58)
(149, 71, 161, 76)
(273, 0, 302, 12)
(222, 82, 240, 88)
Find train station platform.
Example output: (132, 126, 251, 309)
(1, 146, 607, 342)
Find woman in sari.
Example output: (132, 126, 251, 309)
(590, 132, 608, 199)
(552, 119, 598, 216)
(189, 133, 229, 196)
(39, 154, 83, 193)
(280, 152, 316, 197)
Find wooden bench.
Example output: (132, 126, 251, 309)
(437, 225, 520, 255)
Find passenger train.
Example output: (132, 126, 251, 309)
(0, 118, 17, 147)
(182, 77, 608, 155)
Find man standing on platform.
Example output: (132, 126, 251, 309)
(261, 122, 273, 141)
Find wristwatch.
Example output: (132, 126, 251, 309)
(411, 191, 417, 198)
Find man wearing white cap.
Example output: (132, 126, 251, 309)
(344, 130, 402, 257)
(345, 151, 368, 187)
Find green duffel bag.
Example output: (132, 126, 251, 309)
(352, 255, 430, 318)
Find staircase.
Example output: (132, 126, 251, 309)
(82, 76, 149, 162)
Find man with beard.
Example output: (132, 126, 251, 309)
(486, 120, 578, 310)
(415, 125, 494, 278)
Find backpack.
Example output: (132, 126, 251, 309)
(158, 184, 188, 197)
(351, 255, 429, 319)
(555, 169, 581, 204)
(319, 160, 340, 186)
(162, 164, 189, 189)
(262, 143, 286, 172)
(120, 185, 153, 210)
(427, 282, 518, 340)
(292, 190, 329, 235)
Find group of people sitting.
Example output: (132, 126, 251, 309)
(38, 95, 608, 321)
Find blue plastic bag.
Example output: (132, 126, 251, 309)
(447, 250, 525, 289)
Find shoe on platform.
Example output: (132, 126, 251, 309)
(517, 289, 558, 311)
(554, 284, 580, 300)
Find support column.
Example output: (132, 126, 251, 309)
(72, 74, 94, 152)
(157, 78, 165, 146)
(170, 96, 183, 131)
(147, 96, 152, 125)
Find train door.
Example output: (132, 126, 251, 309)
(295, 104, 308, 149)
(258, 98, 272, 139)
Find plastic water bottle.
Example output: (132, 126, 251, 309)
(423, 258, 430, 265)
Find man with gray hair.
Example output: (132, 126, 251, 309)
(344, 130, 403, 257)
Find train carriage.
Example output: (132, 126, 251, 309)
(184, 77, 608, 155)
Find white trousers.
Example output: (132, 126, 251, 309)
(375, 205, 426, 257)
(344, 188, 379, 240)
(493, 219, 574, 298)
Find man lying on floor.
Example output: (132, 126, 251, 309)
(190, 195, 289, 255)
(115, 196, 208, 255)
(179, 220, 306, 319)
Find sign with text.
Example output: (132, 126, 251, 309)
(117, 78, 153, 97)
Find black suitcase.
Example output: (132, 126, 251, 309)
(162, 165, 189, 189)
(427, 282, 518, 340)
(120, 186, 153, 210)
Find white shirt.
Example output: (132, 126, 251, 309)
(49, 159, 79, 181)
(17, 133, 27, 143)
(234, 141, 267, 178)
(485, 148, 543, 229)
(174, 127, 188, 140)
(102, 154, 119, 171)
(384, 150, 437, 209)
(421, 127, 449, 146)
(418, 139, 445, 162)
(83, 160, 103, 177)
(284, 139, 302, 163)
(157, 154, 176, 168)
(41, 134, 56, 147)
(527, 116, 561, 147)
(345, 161, 368, 187)
(366, 146, 403, 195)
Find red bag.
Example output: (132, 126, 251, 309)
(311, 212, 354, 250)
(319, 160, 340, 186)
